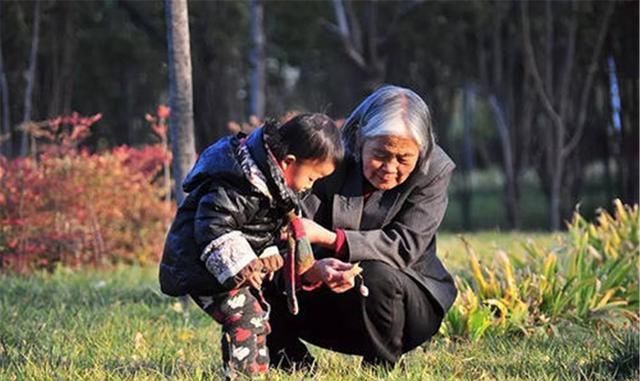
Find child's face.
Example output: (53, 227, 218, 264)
(279, 157, 335, 193)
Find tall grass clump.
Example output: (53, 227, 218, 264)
(442, 200, 639, 340)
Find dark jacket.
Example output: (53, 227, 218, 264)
(302, 145, 457, 313)
(159, 128, 288, 296)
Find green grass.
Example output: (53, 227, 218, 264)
(0, 233, 638, 380)
(437, 231, 563, 273)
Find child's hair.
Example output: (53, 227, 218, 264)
(264, 113, 344, 165)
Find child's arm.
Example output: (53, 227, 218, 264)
(194, 185, 264, 289)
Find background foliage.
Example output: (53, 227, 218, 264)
(0, 0, 637, 230)
(0, 113, 172, 272)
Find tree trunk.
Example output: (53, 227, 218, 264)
(460, 87, 475, 230)
(165, 0, 197, 205)
(20, 0, 42, 157)
(479, 4, 521, 229)
(489, 95, 520, 228)
(249, 0, 265, 119)
(0, 2, 11, 157)
(47, 3, 75, 118)
(329, 0, 408, 95)
(521, 0, 613, 230)
(619, 78, 639, 204)
(550, 170, 562, 230)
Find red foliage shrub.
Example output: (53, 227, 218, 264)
(0, 113, 174, 273)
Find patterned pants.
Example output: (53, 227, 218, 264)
(191, 287, 271, 380)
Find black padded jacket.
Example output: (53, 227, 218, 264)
(159, 128, 289, 296)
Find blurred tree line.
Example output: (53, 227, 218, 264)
(0, 0, 637, 230)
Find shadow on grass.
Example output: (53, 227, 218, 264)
(580, 331, 639, 381)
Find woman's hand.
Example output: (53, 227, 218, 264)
(301, 218, 337, 249)
(303, 258, 356, 293)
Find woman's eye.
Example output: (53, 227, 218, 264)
(398, 156, 414, 165)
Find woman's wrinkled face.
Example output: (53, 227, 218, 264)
(361, 135, 420, 190)
(280, 157, 336, 193)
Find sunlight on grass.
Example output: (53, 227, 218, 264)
(0, 233, 637, 381)
(437, 231, 563, 273)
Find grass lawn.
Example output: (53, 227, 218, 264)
(1, 233, 637, 380)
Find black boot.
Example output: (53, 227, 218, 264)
(269, 339, 315, 372)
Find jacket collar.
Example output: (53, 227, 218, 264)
(331, 159, 404, 230)
(245, 126, 298, 213)
(245, 127, 270, 178)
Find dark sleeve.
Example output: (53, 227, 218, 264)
(194, 186, 262, 284)
(343, 168, 453, 269)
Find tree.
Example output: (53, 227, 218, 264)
(46, 1, 76, 119)
(474, 2, 536, 229)
(165, 0, 196, 205)
(0, 2, 11, 157)
(20, 0, 41, 156)
(190, 1, 248, 148)
(608, 1, 639, 205)
(249, 0, 266, 119)
(326, 0, 421, 95)
(521, 0, 614, 230)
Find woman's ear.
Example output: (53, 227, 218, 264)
(279, 154, 297, 170)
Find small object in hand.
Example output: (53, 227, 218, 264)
(359, 283, 369, 297)
(347, 263, 368, 297)
(344, 262, 363, 279)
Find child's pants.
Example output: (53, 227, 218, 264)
(191, 287, 271, 379)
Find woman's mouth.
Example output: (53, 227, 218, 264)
(376, 172, 397, 182)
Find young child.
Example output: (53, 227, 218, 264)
(159, 114, 344, 379)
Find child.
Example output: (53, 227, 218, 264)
(159, 113, 344, 379)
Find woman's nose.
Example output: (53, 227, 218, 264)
(382, 160, 397, 173)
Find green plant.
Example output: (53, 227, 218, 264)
(442, 200, 639, 340)
(0, 113, 173, 273)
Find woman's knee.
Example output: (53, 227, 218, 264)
(360, 261, 405, 301)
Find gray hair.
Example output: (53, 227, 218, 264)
(342, 85, 435, 169)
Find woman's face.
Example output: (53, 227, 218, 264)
(361, 135, 420, 190)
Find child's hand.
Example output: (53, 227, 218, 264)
(260, 254, 284, 273)
(223, 258, 265, 290)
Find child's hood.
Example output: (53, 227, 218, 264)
(181, 128, 267, 193)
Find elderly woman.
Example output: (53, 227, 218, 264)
(264, 85, 457, 369)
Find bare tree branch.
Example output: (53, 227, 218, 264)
(328, 0, 367, 69)
(563, 1, 614, 157)
(558, 1, 577, 121)
(332, 0, 350, 38)
(544, 0, 554, 98)
(344, 0, 363, 54)
(520, 0, 563, 130)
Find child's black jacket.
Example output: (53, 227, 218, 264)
(159, 128, 289, 296)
